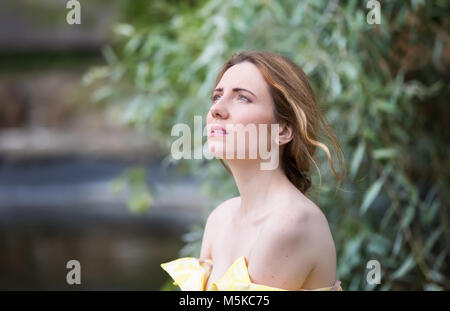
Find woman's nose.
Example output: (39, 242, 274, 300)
(210, 99, 229, 120)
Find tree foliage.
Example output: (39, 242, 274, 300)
(83, 0, 449, 290)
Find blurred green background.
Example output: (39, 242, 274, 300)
(0, 0, 448, 291)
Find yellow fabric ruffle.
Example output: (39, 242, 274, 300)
(160, 256, 343, 291)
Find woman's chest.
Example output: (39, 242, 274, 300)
(206, 224, 261, 289)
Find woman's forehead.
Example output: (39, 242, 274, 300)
(218, 62, 269, 95)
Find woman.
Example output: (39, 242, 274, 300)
(161, 51, 345, 291)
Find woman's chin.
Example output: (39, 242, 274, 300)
(208, 146, 227, 159)
(208, 141, 253, 160)
(208, 146, 232, 159)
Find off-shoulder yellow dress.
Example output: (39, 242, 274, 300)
(161, 256, 343, 291)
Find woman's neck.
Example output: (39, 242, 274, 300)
(226, 159, 292, 222)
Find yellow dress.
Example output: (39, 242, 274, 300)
(160, 256, 343, 291)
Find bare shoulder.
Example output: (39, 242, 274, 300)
(206, 196, 240, 228)
(278, 195, 336, 264)
(199, 196, 240, 260)
(267, 194, 328, 236)
(249, 195, 336, 290)
(267, 200, 333, 260)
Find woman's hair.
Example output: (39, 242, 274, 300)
(213, 50, 345, 194)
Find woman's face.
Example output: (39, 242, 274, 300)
(206, 61, 277, 160)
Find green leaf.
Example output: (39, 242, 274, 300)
(114, 23, 135, 37)
(360, 178, 384, 215)
(428, 270, 445, 284)
(423, 201, 440, 226)
(423, 227, 443, 256)
(124, 34, 143, 55)
(367, 234, 391, 257)
(373, 148, 397, 160)
(350, 141, 365, 179)
(91, 86, 114, 103)
(390, 255, 416, 280)
(424, 283, 443, 291)
(392, 229, 403, 257)
(400, 205, 415, 228)
(127, 190, 153, 214)
(432, 249, 447, 272)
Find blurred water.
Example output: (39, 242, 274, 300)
(0, 155, 205, 290)
(0, 0, 207, 290)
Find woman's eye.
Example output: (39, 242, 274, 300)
(238, 95, 251, 103)
(211, 94, 251, 103)
(212, 94, 221, 102)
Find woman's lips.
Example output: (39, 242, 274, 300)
(210, 125, 227, 136)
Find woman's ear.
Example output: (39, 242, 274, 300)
(278, 122, 293, 146)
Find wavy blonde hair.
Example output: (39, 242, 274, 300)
(213, 50, 346, 194)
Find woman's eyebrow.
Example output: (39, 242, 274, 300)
(213, 87, 257, 98)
